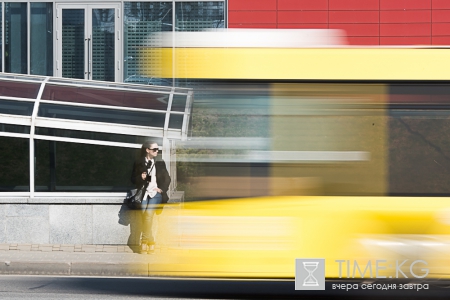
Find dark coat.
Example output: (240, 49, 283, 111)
(131, 157, 171, 204)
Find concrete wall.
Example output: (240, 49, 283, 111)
(0, 192, 183, 245)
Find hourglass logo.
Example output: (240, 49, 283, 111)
(295, 259, 325, 290)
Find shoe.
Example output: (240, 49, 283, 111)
(147, 242, 155, 253)
(140, 243, 148, 254)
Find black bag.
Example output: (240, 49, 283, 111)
(125, 185, 146, 210)
(118, 201, 131, 226)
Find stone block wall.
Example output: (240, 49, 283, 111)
(0, 192, 184, 245)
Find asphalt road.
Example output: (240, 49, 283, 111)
(0, 275, 448, 299)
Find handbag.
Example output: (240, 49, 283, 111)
(118, 200, 131, 225)
(126, 161, 154, 209)
(125, 185, 146, 210)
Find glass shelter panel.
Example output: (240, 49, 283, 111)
(30, 3, 53, 76)
(171, 94, 188, 112)
(0, 5, 2, 72)
(0, 80, 40, 98)
(0, 99, 34, 115)
(168, 114, 183, 129)
(38, 103, 167, 127)
(5, 3, 28, 74)
(35, 140, 135, 192)
(35, 127, 151, 144)
(41, 84, 170, 110)
(0, 123, 30, 134)
(0, 136, 29, 191)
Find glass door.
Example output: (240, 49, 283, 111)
(55, 4, 121, 82)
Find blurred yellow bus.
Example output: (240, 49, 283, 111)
(141, 30, 450, 280)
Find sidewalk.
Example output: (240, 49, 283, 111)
(0, 243, 166, 277)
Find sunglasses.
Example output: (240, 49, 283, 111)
(148, 148, 159, 152)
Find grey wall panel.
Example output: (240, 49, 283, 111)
(49, 205, 93, 245)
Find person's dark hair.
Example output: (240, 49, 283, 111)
(140, 140, 158, 157)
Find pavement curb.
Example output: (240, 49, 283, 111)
(71, 262, 149, 277)
(0, 261, 71, 275)
(0, 261, 152, 277)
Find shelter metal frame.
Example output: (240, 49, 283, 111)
(0, 73, 193, 197)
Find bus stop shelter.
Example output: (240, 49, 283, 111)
(0, 73, 193, 245)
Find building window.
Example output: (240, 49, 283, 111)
(124, 2, 173, 84)
(123, 1, 225, 84)
(30, 3, 53, 76)
(2, 2, 53, 75)
(5, 2, 27, 74)
(175, 2, 224, 31)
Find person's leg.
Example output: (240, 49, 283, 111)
(140, 196, 151, 252)
(127, 209, 142, 253)
(141, 193, 162, 246)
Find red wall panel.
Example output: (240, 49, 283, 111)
(432, 10, 450, 22)
(278, 11, 328, 24)
(380, 36, 431, 45)
(380, 10, 431, 23)
(227, 0, 450, 45)
(278, 23, 329, 29)
(432, 23, 450, 35)
(347, 37, 380, 45)
(432, 0, 450, 9)
(278, 0, 328, 10)
(229, 23, 277, 28)
(432, 36, 450, 44)
(228, 0, 276, 11)
(380, 23, 431, 36)
(329, 23, 379, 36)
(229, 11, 277, 24)
(329, 0, 379, 10)
(329, 11, 379, 23)
(380, 0, 431, 10)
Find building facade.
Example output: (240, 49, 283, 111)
(228, 0, 450, 46)
(0, 0, 225, 82)
(0, 0, 449, 82)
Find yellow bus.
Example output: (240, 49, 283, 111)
(141, 30, 450, 281)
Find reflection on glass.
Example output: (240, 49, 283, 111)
(171, 94, 187, 112)
(41, 84, 169, 110)
(0, 5, 2, 72)
(389, 84, 450, 105)
(92, 9, 115, 82)
(38, 103, 167, 127)
(0, 136, 29, 191)
(35, 140, 135, 192)
(35, 127, 153, 144)
(0, 123, 30, 134)
(62, 9, 85, 79)
(172, 2, 225, 88)
(389, 84, 450, 195)
(169, 114, 184, 129)
(123, 2, 172, 84)
(175, 2, 224, 31)
(0, 81, 40, 98)
(5, 3, 28, 74)
(0, 99, 34, 115)
(30, 3, 53, 76)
